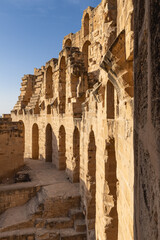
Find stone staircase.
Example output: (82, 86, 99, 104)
(0, 186, 87, 240)
(25, 76, 43, 114)
(13, 75, 36, 113)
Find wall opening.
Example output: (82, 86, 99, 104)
(47, 105, 51, 114)
(32, 123, 39, 159)
(87, 130, 96, 222)
(46, 66, 53, 99)
(59, 56, 66, 114)
(82, 40, 91, 72)
(107, 80, 115, 119)
(59, 125, 66, 170)
(104, 138, 118, 239)
(65, 39, 72, 47)
(46, 123, 52, 162)
(73, 127, 80, 182)
(84, 13, 89, 37)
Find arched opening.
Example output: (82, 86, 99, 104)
(107, 80, 115, 119)
(46, 124, 52, 162)
(82, 41, 91, 72)
(59, 125, 66, 170)
(32, 123, 39, 159)
(65, 39, 72, 47)
(104, 138, 118, 239)
(47, 105, 51, 114)
(59, 56, 66, 114)
(84, 13, 89, 37)
(73, 127, 80, 182)
(46, 66, 53, 99)
(87, 130, 96, 222)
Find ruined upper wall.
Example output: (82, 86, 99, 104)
(12, 0, 134, 117)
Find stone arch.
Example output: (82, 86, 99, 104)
(87, 130, 96, 222)
(64, 39, 72, 47)
(107, 80, 115, 119)
(32, 123, 39, 159)
(84, 13, 89, 37)
(45, 123, 52, 162)
(59, 56, 66, 114)
(59, 125, 66, 170)
(46, 66, 53, 99)
(104, 138, 118, 239)
(47, 104, 51, 114)
(82, 40, 91, 71)
(73, 127, 80, 182)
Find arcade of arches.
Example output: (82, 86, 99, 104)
(6, 0, 159, 239)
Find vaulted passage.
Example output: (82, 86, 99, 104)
(46, 66, 53, 99)
(59, 125, 66, 170)
(107, 80, 115, 119)
(87, 130, 96, 224)
(104, 138, 118, 239)
(73, 127, 80, 182)
(32, 123, 39, 159)
(82, 41, 91, 72)
(46, 124, 52, 162)
(59, 56, 66, 114)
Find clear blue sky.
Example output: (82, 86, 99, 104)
(0, 0, 101, 116)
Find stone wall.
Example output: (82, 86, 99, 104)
(134, 0, 160, 239)
(0, 118, 24, 180)
(11, 0, 134, 239)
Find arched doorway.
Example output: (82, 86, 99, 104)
(59, 56, 66, 114)
(46, 124, 52, 162)
(107, 80, 115, 119)
(59, 125, 66, 170)
(73, 127, 80, 182)
(32, 123, 39, 159)
(104, 138, 118, 239)
(82, 41, 91, 71)
(46, 66, 53, 99)
(84, 13, 89, 37)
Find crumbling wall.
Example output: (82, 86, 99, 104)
(134, 0, 160, 239)
(10, 1, 134, 239)
(0, 118, 24, 180)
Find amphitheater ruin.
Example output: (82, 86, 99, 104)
(0, 0, 159, 239)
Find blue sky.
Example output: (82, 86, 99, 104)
(0, 0, 101, 116)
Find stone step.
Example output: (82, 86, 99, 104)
(42, 196, 81, 218)
(0, 205, 33, 233)
(0, 219, 34, 233)
(45, 217, 73, 230)
(0, 227, 87, 240)
(60, 228, 87, 240)
(36, 228, 59, 240)
(0, 228, 36, 240)
(74, 220, 86, 232)
(69, 208, 84, 220)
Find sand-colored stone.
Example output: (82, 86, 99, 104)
(0, 115, 24, 180)
(0, 0, 159, 239)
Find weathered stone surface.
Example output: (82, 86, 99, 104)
(0, 117, 24, 181)
(134, 0, 160, 239)
(1, 0, 159, 239)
